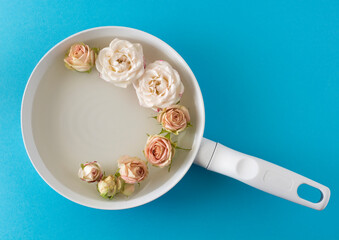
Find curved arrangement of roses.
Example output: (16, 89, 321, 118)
(65, 39, 191, 199)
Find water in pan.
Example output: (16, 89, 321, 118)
(32, 36, 200, 202)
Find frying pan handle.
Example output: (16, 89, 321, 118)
(194, 138, 330, 210)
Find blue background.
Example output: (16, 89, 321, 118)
(0, 0, 338, 239)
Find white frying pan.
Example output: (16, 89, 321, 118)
(21, 26, 330, 210)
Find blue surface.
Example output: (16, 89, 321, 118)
(0, 0, 338, 239)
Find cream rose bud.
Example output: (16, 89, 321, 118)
(97, 175, 117, 199)
(96, 38, 144, 88)
(64, 43, 96, 72)
(78, 161, 103, 183)
(118, 156, 148, 184)
(158, 105, 190, 134)
(121, 183, 135, 196)
(133, 60, 184, 110)
(116, 176, 135, 196)
(144, 135, 174, 168)
(116, 176, 124, 192)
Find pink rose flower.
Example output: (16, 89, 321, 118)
(118, 156, 148, 184)
(64, 43, 96, 72)
(78, 161, 103, 183)
(144, 135, 174, 168)
(157, 105, 190, 134)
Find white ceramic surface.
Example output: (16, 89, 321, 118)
(22, 27, 205, 209)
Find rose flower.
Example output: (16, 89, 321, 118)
(158, 105, 190, 134)
(144, 135, 174, 168)
(64, 43, 96, 72)
(78, 161, 103, 183)
(97, 175, 117, 199)
(133, 60, 184, 110)
(118, 156, 148, 184)
(96, 38, 144, 88)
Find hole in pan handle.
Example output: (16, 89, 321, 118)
(194, 138, 331, 210)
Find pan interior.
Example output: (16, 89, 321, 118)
(30, 30, 204, 207)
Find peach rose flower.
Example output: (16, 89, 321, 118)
(158, 105, 190, 134)
(118, 156, 148, 184)
(144, 135, 174, 168)
(78, 161, 103, 183)
(64, 43, 96, 72)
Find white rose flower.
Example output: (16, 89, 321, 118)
(133, 60, 184, 110)
(96, 38, 145, 88)
(78, 161, 103, 183)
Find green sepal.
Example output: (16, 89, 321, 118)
(84, 68, 92, 73)
(114, 168, 120, 178)
(172, 141, 191, 150)
(80, 163, 85, 169)
(146, 133, 150, 137)
(92, 47, 99, 54)
(158, 128, 168, 135)
(175, 146, 191, 151)
(187, 122, 193, 127)
(108, 194, 115, 200)
(176, 100, 180, 104)
(100, 193, 108, 199)
(151, 116, 158, 120)
(168, 160, 173, 172)
(164, 133, 171, 140)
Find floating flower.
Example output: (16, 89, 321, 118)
(64, 43, 96, 72)
(115, 176, 124, 193)
(133, 60, 184, 110)
(118, 156, 148, 184)
(158, 105, 190, 134)
(116, 176, 135, 196)
(78, 161, 103, 183)
(97, 175, 117, 199)
(121, 183, 135, 196)
(96, 38, 144, 88)
(144, 135, 174, 168)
